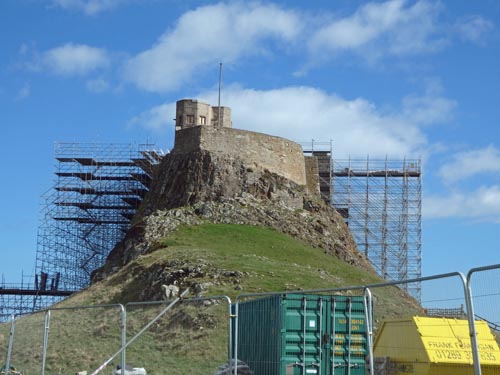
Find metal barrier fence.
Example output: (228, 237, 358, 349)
(1, 304, 126, 375)
(468, 265, 500, 333)
(90, 290, 189, 375)
(0, 311, 46, 374)
(0, 291, 234, 375)
(2, 315, 15, 374)
(121, 293, 231, 375)
(2, 265, 500, 375)
(44, 304, 126, 375)
(368, 273, 477, 375)
(468, 264, 500, 375)
(231, 272, 477, 375)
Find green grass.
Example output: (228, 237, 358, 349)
(0, 224, 422, 375)
(140, 223, 380, 294)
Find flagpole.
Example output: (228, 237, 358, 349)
(218, 62, 222, 127)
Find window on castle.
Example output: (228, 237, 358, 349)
(199, 116, 206, 125)
(186, 115, 194, 124)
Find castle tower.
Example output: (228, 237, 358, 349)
(175, 99, 232, 130)
(172, 98, 307, 188)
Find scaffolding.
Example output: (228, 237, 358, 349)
(31, 142, 164, 311)
(331, 157, 422, 300)
(0, 273, 72, 320)
(302, 142, 422, 300)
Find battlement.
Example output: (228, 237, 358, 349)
(173, 100, 308, 186)
(175, 99, 231, 129)
(173, 125, 307, 186)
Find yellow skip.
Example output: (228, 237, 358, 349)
(374, 316, 500, 375)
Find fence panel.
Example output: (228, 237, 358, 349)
(41, 305, 124, 374)
(369, 274, 480, 375)
(230, 274, 481, 375)
(468, 264, 500, 375)
(0, 311, 45, 375)
(125, 296, 231, 375)
(468, 265, 500, 332)
(6, 267, 500, 375)
(0, 315, 15, 371)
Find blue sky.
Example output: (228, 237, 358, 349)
(1, 0, 500, 297)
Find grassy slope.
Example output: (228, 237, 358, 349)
(0, 224, 421, 375)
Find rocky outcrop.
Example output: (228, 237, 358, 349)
(109, 257, 247, 302)
(138, 150, 304, 215)
(93, 149, 372, 283)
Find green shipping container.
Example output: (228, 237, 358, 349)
(233, 294, 367, 375)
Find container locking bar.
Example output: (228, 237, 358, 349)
(318, 297, 323, 375)
(331, 297, 336, 375)
(302, 297, 307, 375)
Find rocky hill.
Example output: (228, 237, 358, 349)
(91, 100, 377, 295)
(92, 149, 373, 293)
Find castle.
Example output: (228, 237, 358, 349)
(173, 99, 320, 194)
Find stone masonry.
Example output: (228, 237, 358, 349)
(173, 99, 310, 188)
(173, 126, 307, 187)
(175, 99, 232, 129)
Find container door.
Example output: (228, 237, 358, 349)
(281, 295, 367, 375)
(282, 296, 326, 375)
(326, 296, 367, 375)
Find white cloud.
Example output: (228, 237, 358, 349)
(454, 15, 494, 44)
(206, 86, 427, 158)
(121, 1, 493, 90)
(428, 146, 500, 222)
(309, 0, 446, 60)
(52, 0, 128, 15)
(425, 186, 500, 222)
(132, 85, 446, 158)
(128, 102, 176, 133)
(439, 146, 500, 184)
(402, 93, 456, 126)
(86, 78, 110, 92)
(43, 43, 110, 76)
(16, 83, 31, 101)
(123, 2, 302, 92)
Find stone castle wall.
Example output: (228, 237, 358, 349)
(304, 156, 320, 195)
(173, 125, 307, 186)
